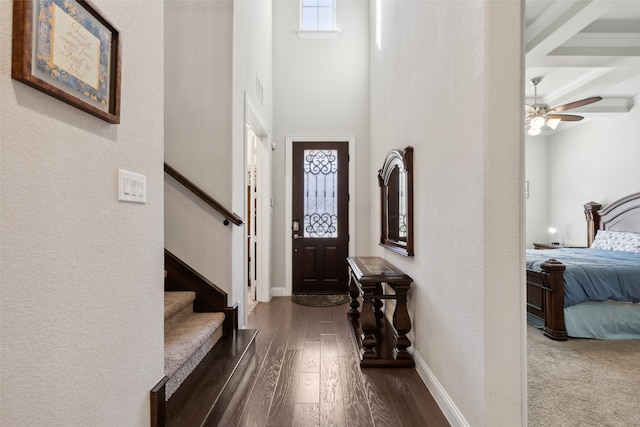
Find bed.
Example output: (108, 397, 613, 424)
(526, 192, 640, 340)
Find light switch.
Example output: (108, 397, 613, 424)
(118, 169, 146, 203)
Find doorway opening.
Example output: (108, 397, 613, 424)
(291, 141, 349, 294)
(284, 137, 356, 296)
(246, 126, 259, 314)
(243, 95, 272, 321)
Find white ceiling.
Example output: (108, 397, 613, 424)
(525, 0, 640, 129)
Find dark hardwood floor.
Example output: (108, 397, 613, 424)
(218, 297, 450, 427)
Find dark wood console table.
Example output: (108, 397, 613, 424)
(347, 256, 414, 368)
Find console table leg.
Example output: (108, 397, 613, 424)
(373, 282, 384, 320)
(348, 272, 360, 318)
(360, 284, 377, 359)
(392, 284, 412, 360)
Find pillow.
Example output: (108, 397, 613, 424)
(591, 230, 640, 252)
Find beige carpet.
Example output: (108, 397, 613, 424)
(527, 325, 640, 426)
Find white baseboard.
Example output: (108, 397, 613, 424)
(270, 286, 288, 298)
(410, 348, 470, 427)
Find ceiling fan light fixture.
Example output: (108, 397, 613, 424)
(546, 118, 561, 130)
(530, 115, 545, 129)
(524, 76, 601, 136)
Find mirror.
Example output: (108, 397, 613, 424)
(379, 146, 413, 256)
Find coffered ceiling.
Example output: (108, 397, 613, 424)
(525, 0, 640, 128)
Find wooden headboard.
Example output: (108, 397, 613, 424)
(584, 192, 640, 247)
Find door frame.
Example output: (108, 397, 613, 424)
(244, 95, 272, 304)
(284, 136, 356, 296)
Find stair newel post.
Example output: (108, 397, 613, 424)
(150, 376, 168, 427)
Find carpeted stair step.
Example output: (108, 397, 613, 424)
(164, 291, 196, 332)
(165, 310, 226, 400)
(166, 328, 259, 426)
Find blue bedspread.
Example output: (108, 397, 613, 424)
(526, 248, 640, 307)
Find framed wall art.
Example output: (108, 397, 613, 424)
(12, 0, 121, 123)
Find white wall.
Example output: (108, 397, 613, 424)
(164, 1, 274, 325)
(232, 0, 274, 322)
(526, 106, 640, 248)
(1, 2, 165, 425)
(271, 0, 371, 292)
(164, 1, 234, 295)
(547, 106, 640, 246)
(525, 134, 550, 247)
(369, 1, 524, 425)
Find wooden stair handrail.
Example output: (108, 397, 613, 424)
(164, 162, 244, 226)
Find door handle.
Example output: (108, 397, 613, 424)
(293, 234, 303, 240)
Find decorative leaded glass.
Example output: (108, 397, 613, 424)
(303, 149, 338, 238)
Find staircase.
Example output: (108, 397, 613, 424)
(164, 291, 225, 399)
(155, 165, 255, 426)
(151, 251, 258, 427)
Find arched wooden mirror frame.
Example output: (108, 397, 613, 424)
(378, 146, 414, 256)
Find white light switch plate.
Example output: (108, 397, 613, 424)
(118, 169, 146, 203)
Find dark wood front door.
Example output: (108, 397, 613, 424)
(292, 141, 349, 294)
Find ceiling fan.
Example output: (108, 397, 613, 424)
(525, 76, 602, 136)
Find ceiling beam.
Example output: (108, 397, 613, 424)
(543, 68, 613, 103)
(525, 0, 617, 58)
(525, 66, 638, 111)
(561, 33, 640, 49)
(572, 98, 634, 114)
(527, 54, 640, 68)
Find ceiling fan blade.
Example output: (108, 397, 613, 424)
(548, 96, 602, 113)
(548, 114, 584, 122)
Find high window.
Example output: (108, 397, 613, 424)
(301, 0, 336, 31)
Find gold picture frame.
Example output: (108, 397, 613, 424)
(12, 0, 121, 123)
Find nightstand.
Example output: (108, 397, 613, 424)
(532, 243, 587, 249)
(533, 243, 562, 249)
